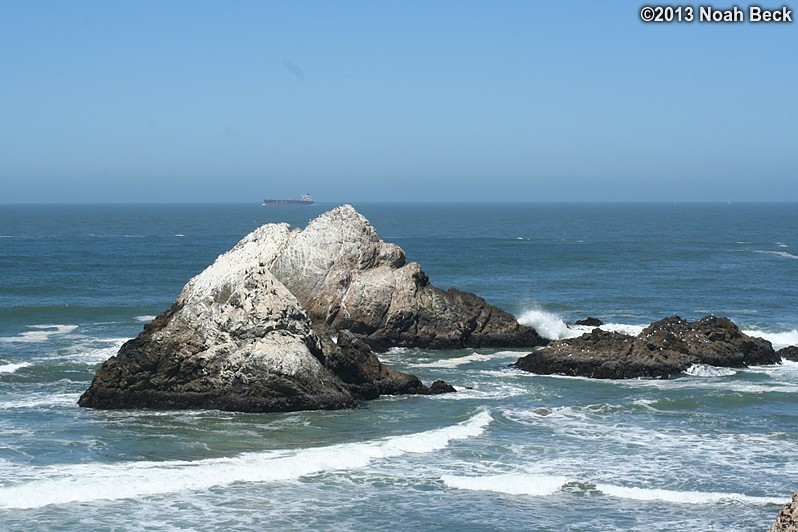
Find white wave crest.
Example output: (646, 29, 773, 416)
(133, 315, 156, 323)
(440, 472, 786, 506)
(0, 410, 492, 509)
(516, 309, 583, 340)
(595, 483, 785, 505)
(743, 329, 798, 351)
(754, 250, 798, 260)
(0, 393, 81, 410)
(683, 364, 737, 377)
(516, 308, 646, 341)
(0, 325, 78, 343)
(442, 473, 568, 496)
(0, 362, 31, 374)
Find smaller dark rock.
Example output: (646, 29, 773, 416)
(573, 317, 603, 327)
(424, 380, 457, 395)
(778, 346, 798, 362)
(514, 315, 780, 379)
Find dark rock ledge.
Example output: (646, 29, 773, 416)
(79, 205, 542, 412)
(514, 315, 781, 379)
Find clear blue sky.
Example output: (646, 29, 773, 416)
(1, 1, 796, 203)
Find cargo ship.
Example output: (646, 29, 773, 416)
(263, 193, 314, 206)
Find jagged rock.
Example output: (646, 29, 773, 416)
(78, 237, 358, 412)
(514, 315, 780, 379)
(255, 205, 543, 350)
(770, 491, 798, 532)
(778, 346, 798, 361)
(78, 206, 480, 412)
(425, 380, 457, 395)
(573, 317, 603, 327)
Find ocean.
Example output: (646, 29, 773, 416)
(1, 202, 796, 531)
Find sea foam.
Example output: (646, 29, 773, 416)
(442, 473, 568, 496)
(441, 472, 785, 505)
(0, 325, 78, 343)
(0, 410, 492, 509)
(683, 364, 737, 377)
(410, 351, 521, 369)
(594, 483, 785, 505)
(516, 308, 646, 340)
(516, 309, 584, 340)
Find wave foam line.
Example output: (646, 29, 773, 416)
(0, 325, 78, 344)
(441, 473, 785, 505)
(0, 410, 491, 509)
(0, 362, 31, 374)
(134, 315, 157, 323)
(754, 250, 798, 260)
(442, 473, 568, 496)
(595, 483, 786, 505)
(411, 351, 520, 369)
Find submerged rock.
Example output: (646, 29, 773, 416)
(573, 317, 603, 327)
(770, 491, 798, 532)
(514, 315, 780, 379)
(81, 205, 545, 412)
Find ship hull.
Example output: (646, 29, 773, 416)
(263, 199, 314, 205)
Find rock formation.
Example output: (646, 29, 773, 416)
(80, 205, 541, 412)
(778, 346, 798, 362)
(265, 205, 544, 350)
(514, 315, 780, 379)
(771, 491, 798, 532)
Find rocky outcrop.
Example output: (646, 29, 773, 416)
(778, 346, 798, 362)
(252, 205, 543, 350)
(514, 315, 780, 379)
(79, 250, 356, 411)
(80, 205, 544, 413)
(771, 491, 798, 532)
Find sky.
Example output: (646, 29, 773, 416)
(1, 1, 796, 203)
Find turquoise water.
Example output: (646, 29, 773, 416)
(1, 203, 796, 530)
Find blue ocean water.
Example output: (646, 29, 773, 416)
(0, 203, 796, 531)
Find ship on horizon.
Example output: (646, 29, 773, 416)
(263, 193, 314, 206)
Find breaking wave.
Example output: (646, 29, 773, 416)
(754, 250, 798, 260)
(0, 410, 492, 509)
(516, 309, 584, 340)
(683, 364, 737, 377)
(516, 308, 645, 340)
(0, 362, 31, 374)
(441, 472, 785, 505)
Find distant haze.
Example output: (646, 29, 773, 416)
(1, 1, 795, 203)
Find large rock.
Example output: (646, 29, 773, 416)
(514, 315, 780, 379)
(257, 205, 543, 350)
(78, 216, 451, 412)
(771, 491, 798, 532)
